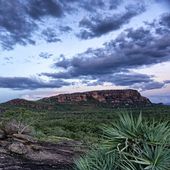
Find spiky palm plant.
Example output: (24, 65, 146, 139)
(75, 113, 170, 170)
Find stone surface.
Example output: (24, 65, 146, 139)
(0, 125, 85, 170)
(8, 142, 28, 155)
(0, 139, 85, 170)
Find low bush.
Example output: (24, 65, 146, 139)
(0, 119, 33, 135)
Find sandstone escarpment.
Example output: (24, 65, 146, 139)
(42, 89, 151, 107)
(1, 89, 152, 109)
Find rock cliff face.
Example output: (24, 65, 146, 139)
(42, 89, 151, 106)
(1, 89, 151, 108)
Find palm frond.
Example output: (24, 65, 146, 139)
(75, 113, 170, 170)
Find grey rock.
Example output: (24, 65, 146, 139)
(8, 142, 28, 155)
(12, 134, 36, 143)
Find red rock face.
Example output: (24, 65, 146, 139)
(2, 89, 151, 108)
(42, 89, 152, 106)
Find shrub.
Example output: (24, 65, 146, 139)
(1, 119, 32, 135)
(75, 113, 170, 170)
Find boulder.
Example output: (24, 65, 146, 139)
(8, 142, 28, 155)
(3, 120, 31, 135)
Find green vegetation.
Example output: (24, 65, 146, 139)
(1, 102, 170, 169)
(75, 113, 170, 170)
(0, 103, 170, 144)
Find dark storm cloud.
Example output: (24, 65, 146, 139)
(41, 28, 61, 43)
(152, 13, 170, 35)
(0, 0, 146, 49)
(43, 71, 166, 91)
(85, 72, 165, 91)
(0, 77, 70, 90)
(61, 0, 122, 12)
(0, 0, 66, 50)
(0, 0, 36, 50)
(93, 73, 153, 86)
(138, 82, 165, 91)
(27, 0, 63, 19)
(42, 19, 170, 91)
(164, 80, 170, 84)
(156, 0, 170, 7)
(79, 0, 105, 12)
(44, 27, 170, 79)
(55, 54, 70, 69)
(0, 0, 63, 49)
(59, 26, 72, 33)
(159, 13, 170, 28)
(78, 4, 145, 39)
(109, 0, 123, 9)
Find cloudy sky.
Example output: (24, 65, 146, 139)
(0, 0, 170, 103)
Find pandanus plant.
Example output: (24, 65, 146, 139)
(75, 113, 170, 170)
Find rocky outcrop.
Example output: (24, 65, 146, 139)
(1, 89, 152, 109)
(0, 120, 85, 169)
(42, 89, 152, 107)
(0, 128, 85, 170)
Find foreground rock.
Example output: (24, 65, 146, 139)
(0, 133, 85, 170)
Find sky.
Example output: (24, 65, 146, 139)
(0, 0, 170, 104)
